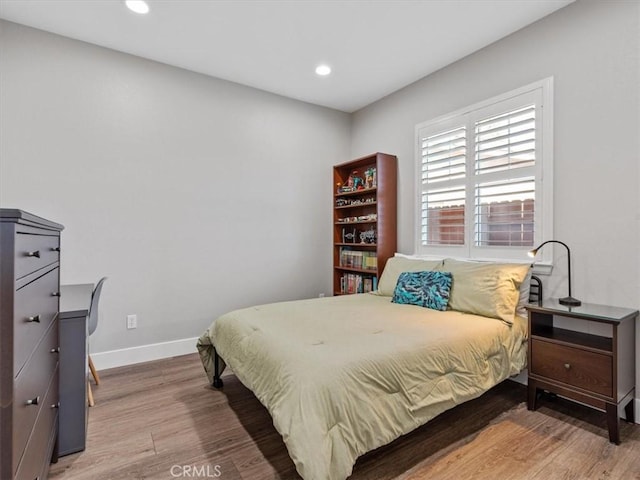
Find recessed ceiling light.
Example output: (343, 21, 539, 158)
(125, 0, 150, 15)
(315, 64, 331, 76)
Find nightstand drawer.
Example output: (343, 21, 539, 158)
(530, 339, 612, 397)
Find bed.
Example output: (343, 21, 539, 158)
(197, 256, 537, 480)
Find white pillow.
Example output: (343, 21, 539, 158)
(394, 252, 445, 261)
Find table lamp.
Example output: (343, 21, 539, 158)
(528, 240, 581, 307)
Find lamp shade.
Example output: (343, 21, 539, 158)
(528, 240, 581, 307)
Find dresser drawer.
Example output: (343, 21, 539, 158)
(13, 320, 59, 469)
(14, 367, 58, 480)
(530, 339, 613, 397)
(14, 267, 59, 374)
(14, 232, 60, 280)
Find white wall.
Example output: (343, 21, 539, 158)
(0, 20, 351, 361)
(350, 0, 639, 404)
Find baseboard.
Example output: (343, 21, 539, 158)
(90, 336, 199, 371)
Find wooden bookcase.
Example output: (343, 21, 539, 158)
(333, 153, 397, 295)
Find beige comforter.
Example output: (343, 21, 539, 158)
(197, 293, 527, 480)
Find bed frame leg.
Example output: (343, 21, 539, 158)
(212, 348, 224, 389)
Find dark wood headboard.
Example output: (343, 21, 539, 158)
(528, 275, 543, 306)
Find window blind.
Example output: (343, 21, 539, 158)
(475, 105, 536, 175)
(474, 178, 535, 247)
(473, 105, 536, 247)
(420, 126, 466, 246)
(415, 79, 551, 260)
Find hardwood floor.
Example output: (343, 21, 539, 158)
(49, 353, 640, 480)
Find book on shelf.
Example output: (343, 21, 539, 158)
(339, 273, 378, 294)
(339, 248, 377, 270)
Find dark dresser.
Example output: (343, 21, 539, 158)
(526, 300, 637, 444)
(1, 209, 64, 480)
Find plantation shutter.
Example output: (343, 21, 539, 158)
(415, 79, 551, 260)
(419, 126, 467, 246)
(473, 105, 536, 247)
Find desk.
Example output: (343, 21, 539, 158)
(60, 284, 93, 317)
(58, 283, 93, 456)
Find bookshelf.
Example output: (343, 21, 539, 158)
(333, 153, 397, 295)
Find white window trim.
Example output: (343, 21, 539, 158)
(414, 77, 554, 268)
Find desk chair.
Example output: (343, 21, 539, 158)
(87, 277, 107, 406)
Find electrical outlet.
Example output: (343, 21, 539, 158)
(127, 314, 137, 329)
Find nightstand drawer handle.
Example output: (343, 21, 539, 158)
(564, 363, 571, 370)
(50, 347, 60, 353)
(26, 250, 41, 258)
(26, 396, 40, 406)
(27, 314, 40, 323)
(51, 402, 60, 409)
(52, 291, 61, 297)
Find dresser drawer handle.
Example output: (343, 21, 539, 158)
(50, 347, 60, 353)
(51, 402, 60, 409)
(52, 246, 60, 252)
(26, 250, 41, 258)
(27, 315, 41, 323)
(25, 396, 40, 406)
(564, 363, 571, 370)
(52, 291, 61, 297)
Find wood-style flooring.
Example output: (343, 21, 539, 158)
(49, 353, 640, 480)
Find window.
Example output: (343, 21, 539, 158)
(415, 79, 553, 261)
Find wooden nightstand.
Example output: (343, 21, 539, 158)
(526, 300, 637, 444)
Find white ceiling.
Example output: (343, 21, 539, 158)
(0, 0, 573, 112)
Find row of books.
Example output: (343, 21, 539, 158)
(340, 274, 378, 294)
(339, 249, 378, 270)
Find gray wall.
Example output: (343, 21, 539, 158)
(350, 0, 639, 393)
(0, 20, 351, 355)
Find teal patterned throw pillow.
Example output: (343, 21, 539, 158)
(391, 271, 453, 311)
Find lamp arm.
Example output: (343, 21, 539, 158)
(531, 239, 580, 307)
(532, 239, 573, 297)
(533, 239, 571, 254)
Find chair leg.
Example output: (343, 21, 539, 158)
(87, 380, 95, 407)
(89, 355, 100, 385)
